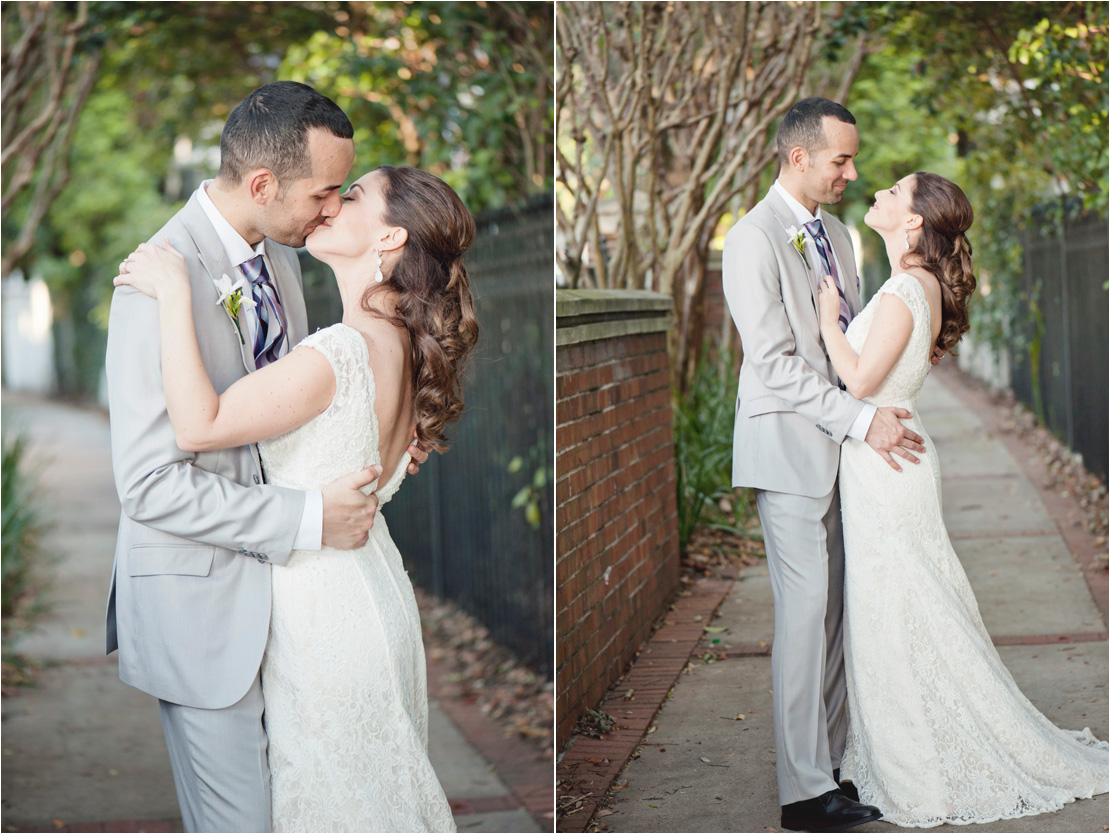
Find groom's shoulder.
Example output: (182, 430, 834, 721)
(144, 197, 199, 251)
(724, 197, 775, 248)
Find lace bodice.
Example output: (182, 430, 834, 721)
(844, 273, 933, 409)
(259, 323, 409, 505)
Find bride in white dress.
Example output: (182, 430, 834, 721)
(115, 165, 478, 832)
(815, 171, 1108, 828)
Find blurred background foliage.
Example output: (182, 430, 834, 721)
(2, 0, 553, 398)
(833, 1, 1107, 348)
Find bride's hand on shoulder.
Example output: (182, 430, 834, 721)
(114, 239, 190, 302)
(817, 276, 841, 333)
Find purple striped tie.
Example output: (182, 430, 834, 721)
(805, 218, 851, 333)
(241, 254, 287, 368)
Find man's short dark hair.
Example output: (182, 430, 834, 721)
(776, 97, 856, 166)
(218, 81, 354, 185)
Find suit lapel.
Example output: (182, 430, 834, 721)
(175, 194, 264, 476)
(764, 189, 822, 313)
(179, 197, 257, 375)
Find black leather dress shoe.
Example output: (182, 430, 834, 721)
(832, 768, 859, 802)
(780, 789, 882, 832)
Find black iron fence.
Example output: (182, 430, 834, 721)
(300, 195, 554, 675)
(1013, 210, 1108, 479)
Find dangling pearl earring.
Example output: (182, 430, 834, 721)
(904, 231, 911, 251)
(374, 250, 384, 283)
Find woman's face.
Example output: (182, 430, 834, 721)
(306, 170, 392, 262)
(864, 174, 918, 235)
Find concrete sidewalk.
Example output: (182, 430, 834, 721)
(0, 390, 548, 833)
(561, 368, 1107, 833)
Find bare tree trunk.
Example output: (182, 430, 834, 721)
(1, 1, 102, 279)
(556, 2, 858, 377)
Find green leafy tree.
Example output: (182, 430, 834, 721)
(282, 1, 552, 214)
(6, 1, 552, 396)
(838, 2, 1107, 348)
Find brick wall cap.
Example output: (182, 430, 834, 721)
(556, 289, 673, 319)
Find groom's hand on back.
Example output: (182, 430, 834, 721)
(865, 407, 925, 473)
(321, 465, 382, 549)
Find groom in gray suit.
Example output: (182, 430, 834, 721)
(105, 82, 425, 832)
(722, 98, 924, 832)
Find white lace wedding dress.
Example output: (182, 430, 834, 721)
(258, 324, 456, 833)
(837, 273, 1108, 828)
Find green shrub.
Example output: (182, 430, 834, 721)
(673, 343, 746, 552)
(2, 431, 49, 641)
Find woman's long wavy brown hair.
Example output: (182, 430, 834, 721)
(363, 165, 479, 452)
(904, 172, 977, 355)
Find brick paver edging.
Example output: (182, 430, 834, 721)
(933, 362, 1109, 627)
(425, 659, 555, 831)
(10, 820, 179, 832)
(556, 575, 734, 833)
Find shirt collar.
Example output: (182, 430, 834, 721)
(773, 179, 825, 228)
(196, 179, 266, 268)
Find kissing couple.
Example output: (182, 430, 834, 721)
(106, 81, 476, 832)
(722, 97, 1108, 832)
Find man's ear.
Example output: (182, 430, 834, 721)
(789, 145, 808, 172)
(246, 168, 278, 205)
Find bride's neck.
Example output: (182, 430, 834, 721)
(337, 270, 404, 328)
(881, 231, 909, 277)
(332, 262, 398, 325)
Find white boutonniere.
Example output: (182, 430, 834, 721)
(213, 273, 255, 344)
(786, 225, 811, 271)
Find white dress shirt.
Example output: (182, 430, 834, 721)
(197, 180, 323, 551)
(772, 180, 876, 441)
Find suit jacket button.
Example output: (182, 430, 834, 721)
(253, 474, 261, 484)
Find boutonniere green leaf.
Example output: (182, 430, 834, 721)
(786, 225, 811, 271)
(214, 273, 255, 345)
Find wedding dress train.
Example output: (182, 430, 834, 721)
(259, 324, 455, 833)
(837, 273, 1108, 827)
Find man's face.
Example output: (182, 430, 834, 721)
(260, 128, 355, 247)
(799, 116, 859, 207)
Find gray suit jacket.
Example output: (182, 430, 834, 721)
(722, 188, 865, 498)
(105, 193, 309, 709)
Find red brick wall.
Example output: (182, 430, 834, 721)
(556, 308, 680, 750)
